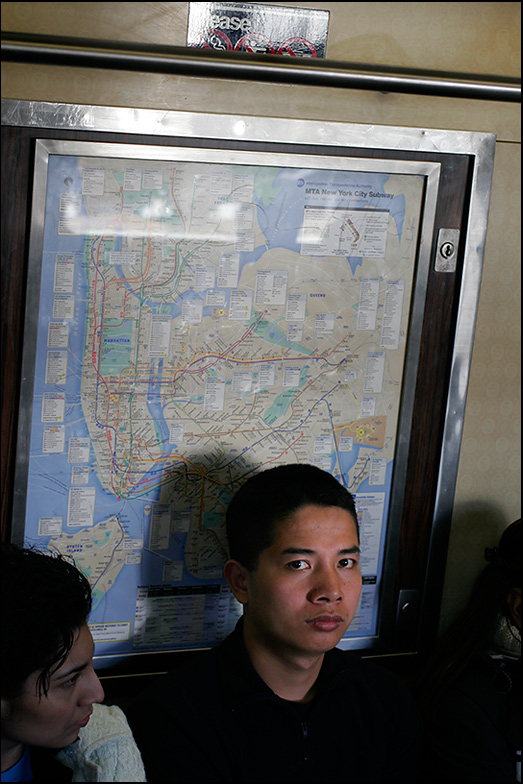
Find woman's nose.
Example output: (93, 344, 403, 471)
(79, 666, 105, 705)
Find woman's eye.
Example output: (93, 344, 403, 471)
(62, 673, 80, 688)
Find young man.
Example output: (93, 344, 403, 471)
(127, 463, 422, 781)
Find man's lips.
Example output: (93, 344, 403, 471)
(306, 614, 344, 631)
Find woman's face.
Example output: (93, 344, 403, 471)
(1, 624, 104, 750)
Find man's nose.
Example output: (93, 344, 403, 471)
(308, 566, 343, 602)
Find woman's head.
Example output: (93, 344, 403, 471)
(1, 545, 93, 700)
(1, 545, 104, 752)
(2, 623, 104, 750)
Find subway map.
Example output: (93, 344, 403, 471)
(20, 145, 424, 664)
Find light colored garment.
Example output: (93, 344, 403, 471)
(56, 703, 146, 782)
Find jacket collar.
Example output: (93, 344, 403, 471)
(216, 619, 276, 711)
(216, 619, 353, 712)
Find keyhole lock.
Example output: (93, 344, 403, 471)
(440, 242, 455, 258)
(435, 229, 460, 272)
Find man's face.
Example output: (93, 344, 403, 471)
(239, 504, 362, 660)
(1, 624, 105, 750)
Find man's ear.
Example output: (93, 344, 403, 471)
(224, 559, 250, 605)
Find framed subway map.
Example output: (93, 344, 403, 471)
(0, 63, 491, 679)
(13, 136, 439, 666)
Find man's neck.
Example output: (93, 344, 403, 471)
(243, 626, 324, 703)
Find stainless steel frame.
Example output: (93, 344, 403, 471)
(2, 100, 496, 662)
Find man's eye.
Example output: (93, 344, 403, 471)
(339, 558, 357, 568)
(287, 560, 308, 570)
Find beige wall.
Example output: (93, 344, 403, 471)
(2, 2, 521, 633)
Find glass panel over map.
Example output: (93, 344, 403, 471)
(19, 142, 426, 664)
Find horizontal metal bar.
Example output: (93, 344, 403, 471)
(1, 33, 520, 103)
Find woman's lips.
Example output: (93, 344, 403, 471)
(76, 711, 92, 728)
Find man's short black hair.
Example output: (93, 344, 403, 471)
(1, 544, 92, 700)
(226, 463, 358, 571)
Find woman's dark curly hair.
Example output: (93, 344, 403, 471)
(1, 544, 92, 700)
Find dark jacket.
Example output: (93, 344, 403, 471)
(422, 652, 521, 782)
(127, 621, 421, 782)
